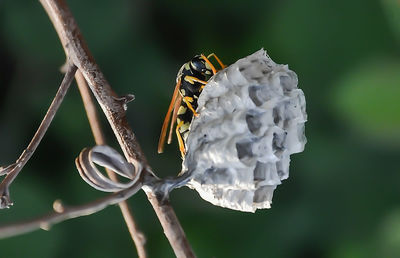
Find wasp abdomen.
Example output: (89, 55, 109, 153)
(177, 98, 197, 143)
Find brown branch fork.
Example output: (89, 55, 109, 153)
(0, 0, 195, 257)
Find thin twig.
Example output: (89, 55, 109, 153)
(75, 70, 105, 144)
(0, 63, 77, 208)
(0, 179, 142, 239)
(39, 0, 195, 257)
(75, 70, 147, 258)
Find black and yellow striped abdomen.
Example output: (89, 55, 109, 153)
(176, 97, 198, 143)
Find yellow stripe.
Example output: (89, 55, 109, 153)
(179, 122, 190, 133)
(178, 106, 187, 115)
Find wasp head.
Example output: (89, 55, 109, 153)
(190, 55, 213, 76)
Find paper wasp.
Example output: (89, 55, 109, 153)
(158, 53, 226, 158)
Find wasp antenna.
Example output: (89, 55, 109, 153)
(200, 54, 217, 75)
(207, 53, 226, 69)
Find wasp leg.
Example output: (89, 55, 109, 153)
(184, 75, 208, 85)
(175, 120, 186, 158)
(200, 54, 217, 74)
(207, 53, 227, 69)
(183, 96, 199, 117)
(184, 75, 209, 91)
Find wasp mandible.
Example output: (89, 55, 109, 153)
(158, 53, 226, 158)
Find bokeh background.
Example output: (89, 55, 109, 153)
(1, 0, 399, 257)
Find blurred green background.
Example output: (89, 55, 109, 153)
(1, 0, 399, 257)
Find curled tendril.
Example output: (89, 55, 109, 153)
(75, 145, 142, 192)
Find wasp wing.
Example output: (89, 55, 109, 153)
(158, 78, 181, 153)
(167, 94, 182, 145)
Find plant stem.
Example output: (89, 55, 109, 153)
(75, 70, 147, 258)
(0, 63, 77, 208)
(0, 179, 142, 239)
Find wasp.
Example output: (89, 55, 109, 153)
(158, 53, 226, 158)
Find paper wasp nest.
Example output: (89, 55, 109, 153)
(182, 49, 307, 212)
